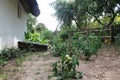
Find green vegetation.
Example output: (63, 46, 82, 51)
(25, 32, 49, 44)
(0, 1, 120, 80)
(26, 14, 53, 44)
(50, 31, 101, 60)
(47, 0, 120, 79)
(48, 28, 102, 79)
(0, 48, 27, 66)
(48, 54, 82, 80)
(48, 31, 83, 80)
(52, 0, 120, 28)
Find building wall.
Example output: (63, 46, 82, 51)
(0, 0, 27, 50)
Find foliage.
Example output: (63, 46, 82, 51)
(114, 15, 120, 25)
(82, 33, 102, 60)
(88, 15, 120, 28)
(25, 32, 40, 42)
(50, 31, 102, 60)
(40, 30, 53, 40)
(52, 0, 120, 28)
(0, 48, 26, 60)
(0, 48, 27, 66)
(25, 32, 49, 44)
(49, 30, 102, 79)
(50, 31, 69, 56)
(26, 14, 52, 44)
(48, 54, 82, 80)
(27, 14, 37, 33)
(0, 60, 6, 66)
(27, 14, 48, 33)
(48, 29, 83, 80)
(35, 23, 48, 32)
(71, 32, 102, 60)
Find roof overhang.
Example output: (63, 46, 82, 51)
(20, 0, 40, 17)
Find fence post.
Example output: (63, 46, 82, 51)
(110, 25, 114, 44)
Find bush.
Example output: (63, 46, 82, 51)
(48, 31, 83, 80)
(25, 32, 49, 44)
(48, 54, 82, 80)
(48, 31, 102, 79)
(50, 31, 102, 60)
(25, 32, 40, 42)
(49, 31, 70, 56)
(40, 30, 53, 40)
(83, 33, 102, 60)
(0, 48, 27, 66)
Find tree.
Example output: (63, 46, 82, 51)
(35, 23, 47, 32)
(27, 14, 48, 33)
(27, 14, 37, 33)
(52, 0, 120, 28)
(85, 0, 120, 27)
(51, 0, 74, 27)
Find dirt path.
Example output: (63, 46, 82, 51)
(79, 47, 120, 80)
(1, 46, 120, 80)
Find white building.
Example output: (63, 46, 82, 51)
(0, 0, 40, 50)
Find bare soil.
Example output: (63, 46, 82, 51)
(1, 46, 120, 80)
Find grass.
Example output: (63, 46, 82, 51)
(15, 55, 27, 67)
(0, 74, 7, 80)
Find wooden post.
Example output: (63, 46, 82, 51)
(110, 25, 114, 44)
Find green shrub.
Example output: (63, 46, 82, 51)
(40, 30, 53, 40)
(25, 32, 49, 44)
(25, 32, 41, 42)
(59, 31, 69, 41)
(83, 33, 102, 60)
(48, 54, 82, 80)
(48, 31, 102, 80)
(50, 32, 102, 60)
(0, 60, 7, 66)
(0, 48, 20, 60)
(0, 48, 27, 66)
(48, 31, 83, 80)
(50, 37, 68, 56)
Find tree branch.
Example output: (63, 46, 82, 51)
(87, 11, 104, 26)
(93, 15, 104, 26)
(107, 11, 116, 27)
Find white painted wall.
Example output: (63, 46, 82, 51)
(0, 0, 27, 50)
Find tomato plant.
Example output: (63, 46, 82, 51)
(48, 54, 82, 80)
